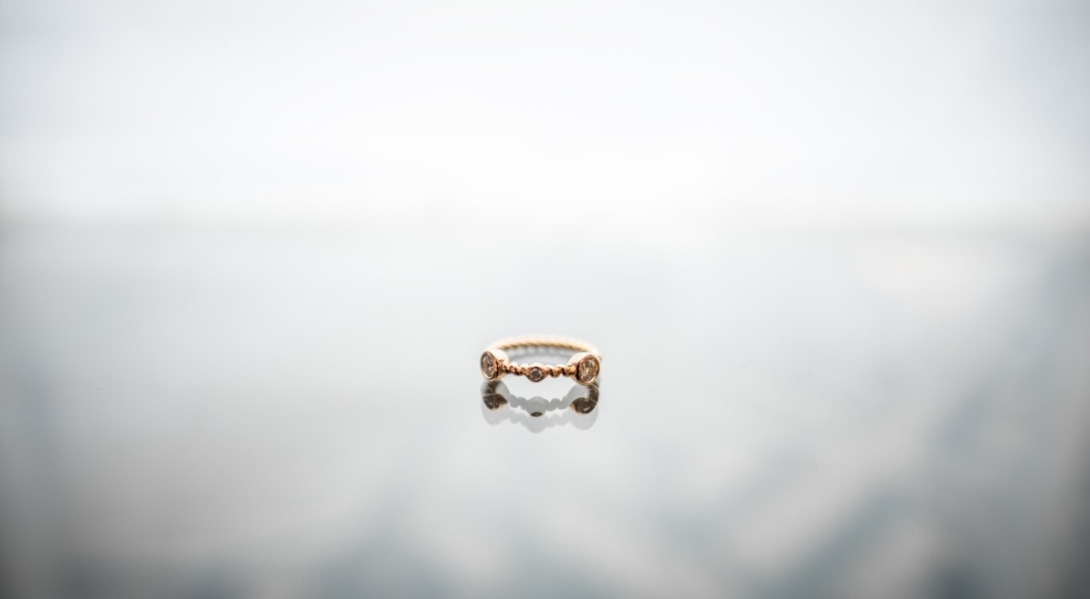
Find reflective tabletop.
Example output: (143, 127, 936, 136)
(1, 229, 1087, 599)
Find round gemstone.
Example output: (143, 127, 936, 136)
(528, 367, 545, 382)
(481, 352, 497, 379)
(578, 356, 599, 383)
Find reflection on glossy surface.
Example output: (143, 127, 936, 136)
(480, 380, 599, 433)
(2, 231, 1088, 599)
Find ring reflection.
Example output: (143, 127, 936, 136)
(480, 379, 599, 433)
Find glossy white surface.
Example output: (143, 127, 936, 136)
(1, 229, 1086, 598)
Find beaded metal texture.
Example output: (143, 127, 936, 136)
(480, 335, 602, 386)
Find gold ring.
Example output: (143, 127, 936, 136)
(480, 335, 601, 386)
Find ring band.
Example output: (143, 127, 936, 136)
(480, 335, 601, 386)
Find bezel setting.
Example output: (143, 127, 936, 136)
(569, 352, 601, 385)
(527, 364, 546, 382)
(479, 349, 508, 381)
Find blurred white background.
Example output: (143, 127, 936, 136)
(1, 0, 1088, 233)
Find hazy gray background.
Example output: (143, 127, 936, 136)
(2, 0, 1089, 231)
(1, 1, 1088, 598)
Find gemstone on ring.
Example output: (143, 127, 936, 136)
(480, 351, 499, 380)
(527, 365, 546, 382)
(577, 355, 599, 385)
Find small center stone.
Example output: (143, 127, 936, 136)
(528, 367, 545, 382)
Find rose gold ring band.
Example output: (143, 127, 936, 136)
(480, 335, 601, 386)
